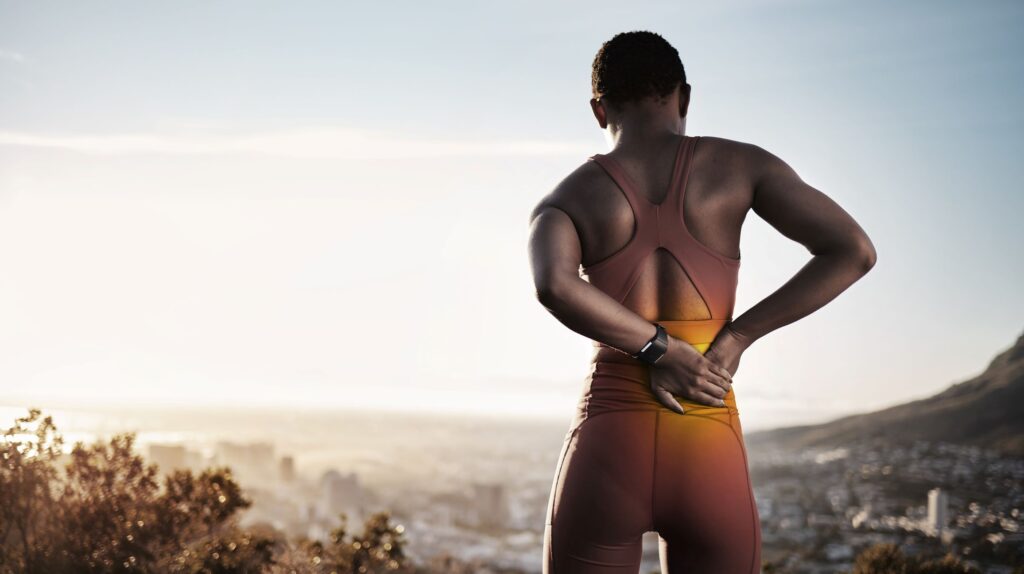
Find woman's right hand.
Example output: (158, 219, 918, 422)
(703, 322, 753, 379)
(648, 335, 734, 414)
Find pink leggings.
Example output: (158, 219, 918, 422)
(543, 358, 762, 573)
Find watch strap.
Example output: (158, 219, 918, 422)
(632, 323, 669, 364)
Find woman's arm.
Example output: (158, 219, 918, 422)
(724, 145, 878, 350)
(528, 202, 733, 412)
(528, 204, 662, 358)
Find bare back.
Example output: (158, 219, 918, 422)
(544, 135, 755, 323)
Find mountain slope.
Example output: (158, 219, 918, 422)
(745, 329, 1024, 457)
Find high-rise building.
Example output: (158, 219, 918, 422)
(214, 440, 275, 480)
(471, 482, 508, 529)
(280, 455, 296, 483)
(927, 487, 949, 536)
(319, 469, 364, 527)
(149, 444, 187, 474)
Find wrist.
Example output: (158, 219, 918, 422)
(661, 333, 681, 362)
(661, 333, 696, 365)
(724, 322, 755, 349)
(631, 323, 669, 364)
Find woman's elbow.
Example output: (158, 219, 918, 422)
(535, 275, 573, 307)
(854, 234, 878, 273)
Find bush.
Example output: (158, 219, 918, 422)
(0, 407, 519, 574)
(851, 542, 980, 574)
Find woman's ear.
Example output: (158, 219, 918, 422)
(590, 97, 608, 129)
(678, 83, 691, 119)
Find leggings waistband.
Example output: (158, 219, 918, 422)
(591, 318, 730, 365)
(585, 318, 739, 416)
(580, 360, 741, 418)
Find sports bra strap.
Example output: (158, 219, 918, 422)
(587, 153, 646, 218)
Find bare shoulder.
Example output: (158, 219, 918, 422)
(527, 158, 606, 227)
(695, 134, 759, 152)
(696, 135, 771, 171)
(697, 135, 801, 197)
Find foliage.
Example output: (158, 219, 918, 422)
(0, 407, 259, 573)
(851, 542, 981, 574)
(292, 511, 410, 573)
(1, 407, 516, 574)
(0, 408, 64, 573)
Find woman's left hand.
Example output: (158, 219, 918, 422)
(704, 323, 754, 377)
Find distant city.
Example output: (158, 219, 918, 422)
(134, 424, 1023, 574)
(135, 412, 558, 571)
(4, 331, 1023, 573)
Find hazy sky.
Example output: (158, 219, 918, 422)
(1, 0, 1021, 431)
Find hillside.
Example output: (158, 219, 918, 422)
(745, 329, 1024, 457)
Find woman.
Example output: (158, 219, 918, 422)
(528, 31, 876, 573)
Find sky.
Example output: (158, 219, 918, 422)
(1, 0, 1021, 431)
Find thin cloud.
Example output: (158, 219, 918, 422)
(0, 126, 591, 159)
(0, 49, 26, 63)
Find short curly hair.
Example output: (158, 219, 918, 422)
(591, 30, 687, 110)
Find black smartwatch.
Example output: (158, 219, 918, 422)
(631, 323, 669, 364)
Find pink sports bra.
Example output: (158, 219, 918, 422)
(583, 135, 741, 350)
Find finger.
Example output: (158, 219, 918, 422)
(705, 360, 733, 384)
(699, 355, 731, 383)
(650, 385, 685, 415)
(703, 370, 733, 394)
(690, 390, 727, 408)
(706, 371, 732, 395)
(698, 379, 729, 399)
